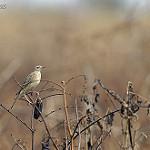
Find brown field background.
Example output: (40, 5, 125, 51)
(0, 6, 150, 150)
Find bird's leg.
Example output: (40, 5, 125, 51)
(26, 91, 34, 97)
(27, 91, 33, 96)
(24, 94, 32, 105)
(33, 91, 40, 96)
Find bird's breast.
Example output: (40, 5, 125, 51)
(33, 71, 41, 81)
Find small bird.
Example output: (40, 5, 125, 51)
(16, 65, 45, 99)
(11, 65, 45, 109)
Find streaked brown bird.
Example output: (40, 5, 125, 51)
(11, 65, 45, 109)
(16, 65, 45, 99)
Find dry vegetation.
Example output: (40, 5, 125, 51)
(0, 8, 150, 150)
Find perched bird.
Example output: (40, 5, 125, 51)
(16, 65, 44, 99)
(11, 65, 45, 109)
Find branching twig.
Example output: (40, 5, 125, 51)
(11, 134, 27, 150)
(97, 79, 125, 104)
(0, 104, 33, 132)
(75, 97, 81, 150)
(25, 95, 59, 150)
(65, 75, 86, 85)
(31, 106, 35, 150)
(61, 81, 73, 150)
(68, 109, 120, 147)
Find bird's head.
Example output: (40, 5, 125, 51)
(34, 65, 45, 71)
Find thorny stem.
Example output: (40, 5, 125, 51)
(128, 119, 134, 150)
(0, 104, 33, 132)
(127, 82, 134, 150)
(25, 95, 59, 150)
(65, 75, 86, 85)
(10, 98, 18, 110)
(62, 81, 74, 150)
(10, 76, 24, 109)
(75, 98, 81, 150)
(64, 120, 68, 150)
(42, 79, 63, 90)
(121, 81, 135, 150)
(31, 106, 35, 150)
(95, 130, 111, 149)
(97, 79, 125, 104)
(41, 92, 72, 100)
(122, 119, 128, 150)
(68, 109, 120, 147)
(40, 110, 59, 150)
(41, 93, 64, 100)
(70, 116, 86, 142)
(11, 134, 26, 150)
(42, 106, 83, 121)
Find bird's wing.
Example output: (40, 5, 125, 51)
(22, 71, 35, 87)
(16, 71, 36, 96)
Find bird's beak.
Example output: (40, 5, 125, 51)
(42, 66, 46, 69)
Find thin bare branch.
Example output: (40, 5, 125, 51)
(65, 75, 86, 85)
(0, 104, 33, 132)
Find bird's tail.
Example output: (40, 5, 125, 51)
(10, 90, 22, 109)
(14, 93, 20, 100)
(10, 98, 17, 110)
(15, 87, 24, 99)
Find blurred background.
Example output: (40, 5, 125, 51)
(1, 0, 150, 149)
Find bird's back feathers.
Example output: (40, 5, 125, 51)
(15, 70, 41, 100)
